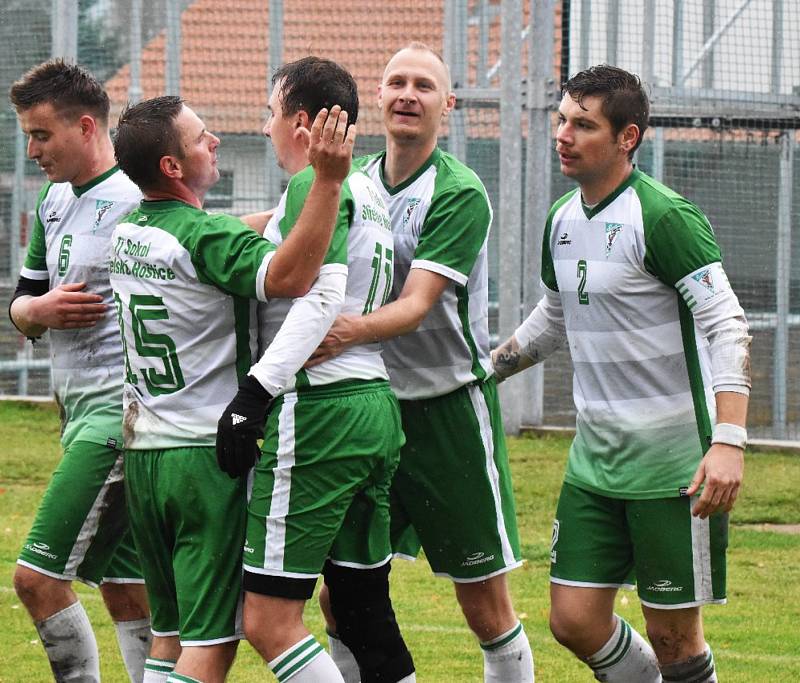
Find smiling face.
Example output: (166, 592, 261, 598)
(555, 92, 638, 201)
(378, 48, 455, 145)
(172, 105, 220, 200)
(18, 101, 91, 185)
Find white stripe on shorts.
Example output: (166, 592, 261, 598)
(64, 451, 124, 577)
(690, 497, 713, 602)
(467, 384, 517, 568)
(263, 393, 299, 570)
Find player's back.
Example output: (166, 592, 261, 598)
(258, 167, 393, 390)
(110, 201, 267, 449)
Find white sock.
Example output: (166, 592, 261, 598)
(327, 630, 361, 682)
(585, 615, 660, 682)
(481, 621, 535, 682)
(166, 673, 202, 682)
(397, 674, 417, 682)
(269, 634, 345, 682)
(660, 646, 716, 682)
(143, 657, 176, 682)
(115, 617, 152, 682)
(35, 601, 100, 682)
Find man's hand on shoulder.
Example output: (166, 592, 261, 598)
(305, 105, 356, 186)
(686, 443, 744, 518)
(216, 375, 275, 478)
(20, 282, 106, 331)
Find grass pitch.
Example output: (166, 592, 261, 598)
(1, 401, 798, 681)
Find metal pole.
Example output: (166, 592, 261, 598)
(165, 0, 182, 96)
(521, 0, 557, 428)
(771, 0, 783, 94)
(607, 0, 619, 66)
(672, 0, 684, 88)
(129, 0, 143, 103)
(642, 0, 655, 87)
(497, 0, 523, 434)
(652, 127, 665, 182)
(702, 0, 715, 90)
(773, 131, 793, 438)
(445, 0, 468, 162)
(580, 0, 591, 71)
(264, 0, 285, 207)
(477, 0, 490, 87)
(51, 0, 78, 60)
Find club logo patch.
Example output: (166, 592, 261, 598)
(557, 232, 571, 245)
(46, 210, 61, 224)
(604, 222, 623, 256)
(403, 198, 421, 227)
(692, 268, 715, 293)
(93, 200, 115, 233)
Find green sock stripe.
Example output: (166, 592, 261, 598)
(480, 622, 523, 651)
(145, 658, 176, 673)
(271, 637, 323, 681)
(662, 652, 715, 682)
(167, 674, 203, 683)
(591, 619, 631, 670)
(274, 643, 324, 683)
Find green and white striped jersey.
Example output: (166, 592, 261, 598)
(544, 169, 737, 499)
(110, 200, 276, 449)
(21, 167, 141, 449)
(258, 166, 392, 391)
(358, 148, 493, 399)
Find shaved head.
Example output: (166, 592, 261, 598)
(383, 43, 452, 94)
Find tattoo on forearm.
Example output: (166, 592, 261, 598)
(494, 342, 521, 377)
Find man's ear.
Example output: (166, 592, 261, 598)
(620, 123, 640, 155)
(159, 154, 182, 180)
(293, 110, 312, 145)
(78, 114, 97, 140)
(443, 92, 456, 116)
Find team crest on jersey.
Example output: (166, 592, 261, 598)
(403, 198, 421, 227)
(93, 200, 115, 233)
(604, 222, 622, 256)
(692, 268, 714, 292)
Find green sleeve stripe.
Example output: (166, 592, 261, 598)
(678, 295, 713, 453)
(24, 182, 53, 272)
(456, 284, 487, 382)
(542, 190, 575, 291)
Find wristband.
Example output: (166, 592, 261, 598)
(711, 422, 747, 450)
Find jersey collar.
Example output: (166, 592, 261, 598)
(378, 147, 441, 196)
(72, 165, 120, 198)
(581, 167, 642, 219)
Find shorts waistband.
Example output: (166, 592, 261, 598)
(290, 378, 392, 401)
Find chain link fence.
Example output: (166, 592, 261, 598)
(1, 0, 798, 440)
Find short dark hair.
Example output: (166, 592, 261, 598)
(114, 95, 184, 191)
(563, 65, 649, 158)
(9, 59, 110, 124)
(273, 57, 359, 125)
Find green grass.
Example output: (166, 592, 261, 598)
(1, 402, 799, 680)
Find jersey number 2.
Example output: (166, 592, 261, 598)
(577, 259, 589, 305)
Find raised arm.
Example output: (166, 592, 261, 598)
(265, 106, 357, 298)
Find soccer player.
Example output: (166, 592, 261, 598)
(9, 59, 151, 683)
(111, 94, 354, 683)
(310, 43, 534, 682)
(492, 65, 751, 682)
(217, 56, 415, 683)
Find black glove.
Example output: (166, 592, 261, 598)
(216, 374, 274, 478)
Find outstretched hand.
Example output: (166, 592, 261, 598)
(303, 105, 356, 185)
(305, 313, 361, 368)
(685, 443, 744, 518)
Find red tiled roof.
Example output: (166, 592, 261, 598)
(106, 0, 446, 136)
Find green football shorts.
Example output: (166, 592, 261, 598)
(550, 481, 728, 608)
(392, 378, 523, 582)
(124, 446, 246, 645)
(18, 440, 142, 587)
(244, 380, 403, 583)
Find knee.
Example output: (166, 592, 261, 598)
(454, 578, 515, 641)
(645, 621, 696, 662)
(13, 566, 52, 604)
(548, 607, 597, 654)
(99, 582, 149, 622)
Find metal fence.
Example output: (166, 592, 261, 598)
(0, 0, 798, 440)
